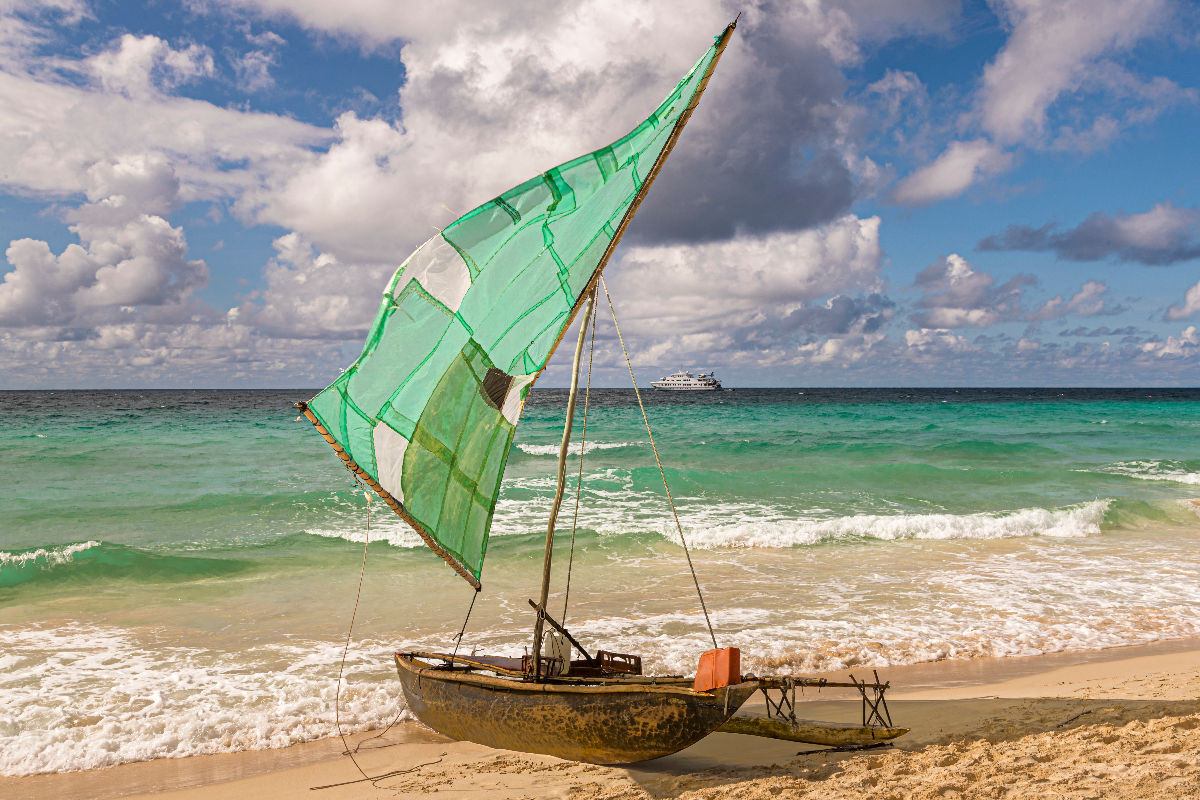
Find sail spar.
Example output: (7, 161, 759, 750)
(300, 23, 736, 588)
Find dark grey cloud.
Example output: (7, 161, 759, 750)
(1058, 325, 1144, 337)
(978, 203, 1200, 266)
(629, 14, 857, 243)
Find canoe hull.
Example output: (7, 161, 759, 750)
(395, 653, 757, 763)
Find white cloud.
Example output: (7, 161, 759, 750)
(88, 34, 214, 97)
(911, 253, 1032, 328)
(0, 67, 328, 199)
(980, 0, 1168, 145)
(0, 154, 208, 328)
(0, 0, 88, 73)
(904, 328, 974, 354)
(609, 214, 883, 333)
(232, 48, 276, 92)
(1166, 280, 1200, 321)
(891, 139, 1012, 205)
(1032, 280, 1111, 320)
(1140, 326, 1198, 358)
(796, 331, 886, 364)
(220, 0, 961, 256)
(1016, 337, 1040, 352)
(589, 215, 886, 370)
(235, 232, 395, 338)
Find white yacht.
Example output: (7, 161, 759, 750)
(651, 370, 724, 391)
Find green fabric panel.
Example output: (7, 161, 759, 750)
(349, 281, 455, 417)
(377, 401, 416, 439)
(400, 341, 514, 577)
(304, 33, 723, 585)
(342, 402, 378, 479)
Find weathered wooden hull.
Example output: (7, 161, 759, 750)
(718, 712, 909, 747)
(395, 653, 757, 763)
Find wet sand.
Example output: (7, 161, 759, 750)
(6, 638, 1199, 799)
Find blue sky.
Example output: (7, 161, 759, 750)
(0, 0, 1198, 388)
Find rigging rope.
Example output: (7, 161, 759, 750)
(450, 586, 481, 662)
(600, 277, 718, 650)
(561, 293, 598, 625)
(334, 467, 374, 781)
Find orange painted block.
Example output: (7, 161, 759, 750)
(693, 647, 740, 692)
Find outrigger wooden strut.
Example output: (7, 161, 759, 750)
(754, 672, 895, 730)
(716, 672, 906, 749)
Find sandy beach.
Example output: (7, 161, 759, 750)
(5, 639, 1197, 800)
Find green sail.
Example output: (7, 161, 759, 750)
(301, 24, 735, 588)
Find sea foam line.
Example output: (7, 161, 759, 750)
(0, 540, 102, 569)
(515, 440, 642, 456)
(491, 494, 1112, 549)
(1091, 460, 1200, 486)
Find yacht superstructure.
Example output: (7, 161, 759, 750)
(651, 370, 724, 391)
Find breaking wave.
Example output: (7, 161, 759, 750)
(1094, 460, 1200, 486)
(515, 440, 643, 456)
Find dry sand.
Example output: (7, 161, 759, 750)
(6, 641, 1200, 800)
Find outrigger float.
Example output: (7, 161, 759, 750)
(299, 18, 906, 764)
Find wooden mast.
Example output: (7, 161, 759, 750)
(531, 290, 595, 678)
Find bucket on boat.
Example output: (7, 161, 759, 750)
(693, 647, 740, 692)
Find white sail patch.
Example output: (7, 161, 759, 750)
(400, 234, 471, 312)
(372, 423, 409, 502)
(501, 373, 536, 425)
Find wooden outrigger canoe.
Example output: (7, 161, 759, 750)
(396, 653, 908, 762)
(304, 19, 910, 769)
(396, 653, 759, 763)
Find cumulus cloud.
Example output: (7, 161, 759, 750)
(611, 215, 882, 323)
(220, 0, 962, 259)
(1167, 280, 1200, 321)
(598, 214, 886, 368)
(911, 253, 1033, 328)
(235, 233, 395, 339)
(904, 327, 975, 354)
(1140, 326, 1198, 359)
(0, 154, 208, 328)
(781, 293, 894, 335)
(891, 140, 1012, 205)
(978, 203, 1200, 265)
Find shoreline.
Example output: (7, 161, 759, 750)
(6, 637, 1200, 799)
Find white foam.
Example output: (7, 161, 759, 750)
(515, 441, 642, 456)
(681, 500, 1110, 549)
(0, 623, 432, 776)
(492, 489, 1111, 548)
(305, 521, 425, 549)
(1095, 460, 1200, 485)
(0, 540, 102, 569)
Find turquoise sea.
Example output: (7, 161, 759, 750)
(2, 388, 1199, 775)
